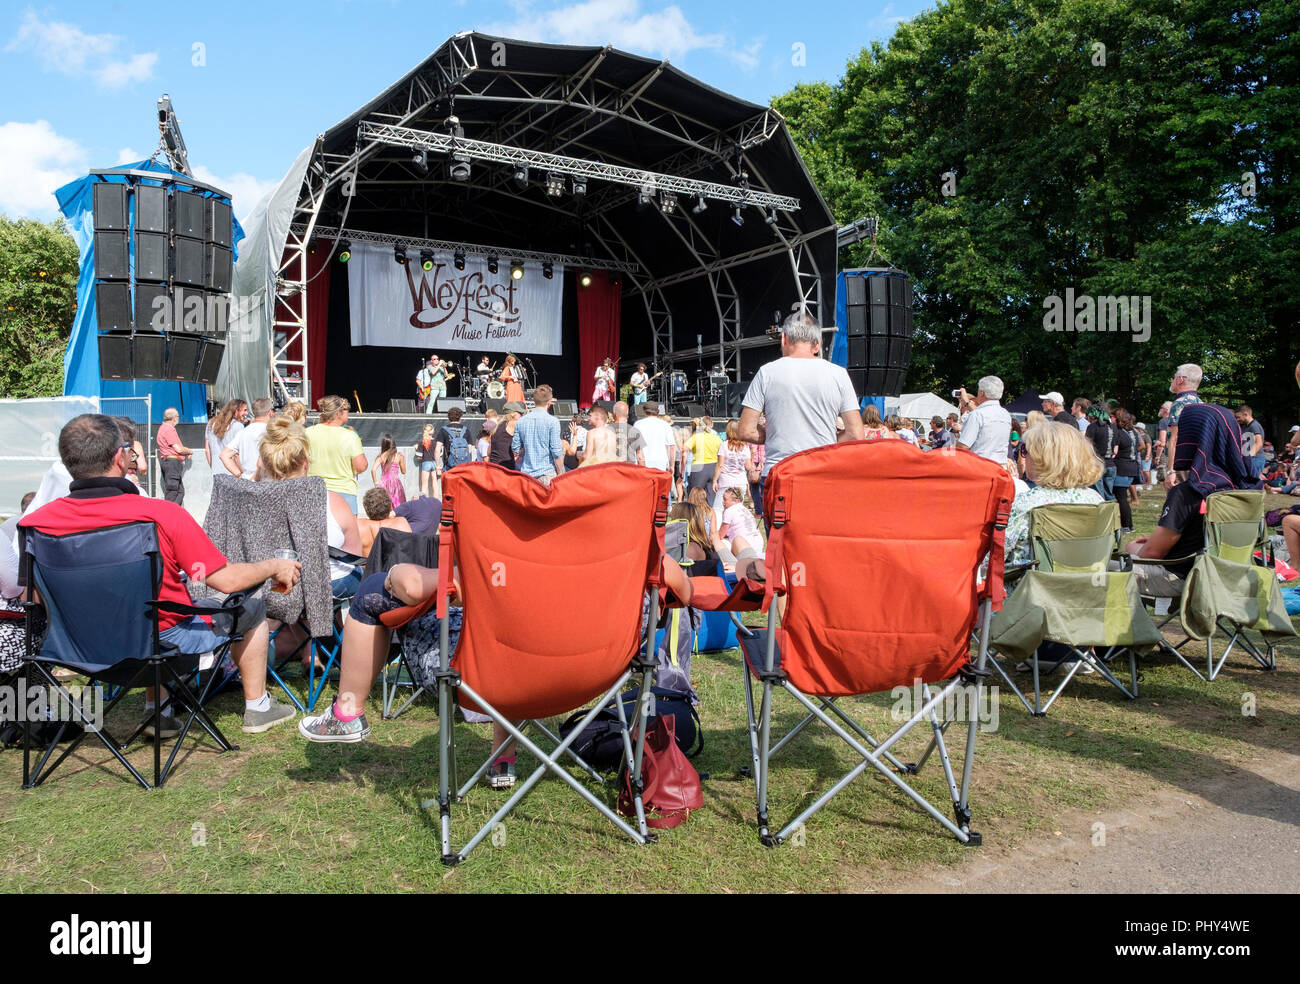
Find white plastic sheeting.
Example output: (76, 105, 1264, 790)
(0, 396, 99, 518)
(217, 145, 315, 406)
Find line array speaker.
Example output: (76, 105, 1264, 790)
(95, 283, 132, 332)
(92, 184, 128, 231)
(842, 268, 913, 398)
(133, 332, 167, 380)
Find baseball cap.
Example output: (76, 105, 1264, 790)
(1136, 422, 1147, 429)
(1041, 391, 1064, 405)
(1290, 426, 1299, 433)
(503, 401, 526, 414)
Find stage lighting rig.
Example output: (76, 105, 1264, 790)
(692, 194, 707, 214)
(731, 207, 744, 227)
(394, 243, 407, 265)
(637, 183, 655, 211)
(412, 149, 429, 174)
(579, 270, 593, 287)
(510, 260, 524, 281)
(545, 172, 565, 196)
(421, 249, 435, 271)
(659, 192, 677, 215)
(513, 165, 529, 188)
(542, 262, 553, 279)
(338, 240, 351, 263)
(488, 255, 499, 274)
(571, 175, 587, 197)
(454, 251, 466, 271)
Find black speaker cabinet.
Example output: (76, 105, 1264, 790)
(135, 283, 170, 330)
(174, 236, 205, 286)
(206, 198, 233, 247)
(388, 399, 417, 413)
(134, 184, 169, 233)
(205, 244, 233, 291)
(173, 190, 205, 238)
(95, 283, 132, 332)
(172, 287, 207, 333)
(133, 332, 167, 379)
(436, 397, 467, 413)
(195, 339, 225, 384)
(97, 332, 133, 379)
(485, 397, 507, 414)
(166, 334, 203, 381)
(204, 289, 229, 336)
(92, 183, 127, 230)
(553, 400, 579, 418)
(94, 231, 129, 280)
(135, 232, 170, 283)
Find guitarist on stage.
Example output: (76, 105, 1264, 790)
(630, 363, 652, 405)
(417, 354, 452, 414)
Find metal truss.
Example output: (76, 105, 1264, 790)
(295, 224, 640, 275)
(356, 120, 801, 210)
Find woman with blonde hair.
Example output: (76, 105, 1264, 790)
(1003, 422, 1104, 566)
(670, 489, 722, 570)
(259, 417, 364, 599)
(281, 400, 308, 426)
(501, 354, 525, 404)
(861, 404, 896, 440)
(712, 418, 752, 514)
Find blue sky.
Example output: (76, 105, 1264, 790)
(0, 0, 931, 222)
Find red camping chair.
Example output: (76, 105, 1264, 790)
(689, 440, 1013, 846)
(388, 461, 673, 865)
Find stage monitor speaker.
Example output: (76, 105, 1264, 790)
(681, 403, 705, 418)
(485, 397, 507, 414)
(135, 232, 169, 282)
(205, 244, 233, 291)
(553, 399, 578, 418)
(95, 283, 132, 332)
(133, 332, 167, 379)
(436, 397, 466, 413)
(173, 190, 205, 238)
(92, 183, 127, 230)
(592, 399, 614, 415)
(134, 283, 169, 330)
(97, 332, 133, 380)
(388, 399, 417, 413)
(174, 237, 205, 286)
(165, 334, 203, 382)
(94, 231, 129, 280)
(195, 339, 225, 385)
(134, 185, 169, 233)
(206, 198, 233, 247)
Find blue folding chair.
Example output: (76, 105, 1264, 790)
(21, 521, 241, 789)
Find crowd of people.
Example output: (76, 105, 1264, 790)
(2, 311, 1293, 788)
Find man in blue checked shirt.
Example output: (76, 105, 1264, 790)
(511, 383, 565, 484)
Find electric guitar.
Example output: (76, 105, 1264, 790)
(632, 371, 664, 394)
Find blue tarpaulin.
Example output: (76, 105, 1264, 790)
(55, 159, 244, 423)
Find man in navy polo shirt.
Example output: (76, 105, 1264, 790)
(19, 414, 301, 737)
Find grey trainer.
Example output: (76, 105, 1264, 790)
(298, 702, 370, 743)
(242, 696, 296, 734)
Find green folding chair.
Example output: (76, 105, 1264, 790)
(1137, 490, 1293, 680)
(989, 502, 1158, 715)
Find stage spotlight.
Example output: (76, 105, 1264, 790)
(412, 149, 429, 174)
(542, 262, 553, 279)
(637, 184, 654, 211)
(579, 270, 593, 287)
(394, 243, 407, 265)
(450, 154, 471, 182)
(545, 172, 565, 197)
(659, 192, 678, 215)
(510, 260, 524, 281)
(513, 165, 529, 188)
(454, 251, 466, 271)
(571, 176, 587, 197)
(488, 255, 499, 274)
(731, 207, 744, 227)
(421, 249, 435, 271)
(338, 240, 351, 263)
(609, 272, 621, 287)
(692, 194, 707, 214)
(765, 207, 779, 225)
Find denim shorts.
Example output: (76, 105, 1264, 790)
(421, 461, 437, 472)
(348, 571, 402, 627)
(159, 593, 266, 654)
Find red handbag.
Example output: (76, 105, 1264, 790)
(618, 715, 703, 829)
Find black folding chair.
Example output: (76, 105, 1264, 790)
(21, 521, 241, 789)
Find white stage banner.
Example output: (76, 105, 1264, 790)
(348, 243, 564, 354)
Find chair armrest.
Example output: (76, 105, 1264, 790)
(328, 546, 365, 566)
(1127, 553, 1197, 568)
(149, 591, 246, 617)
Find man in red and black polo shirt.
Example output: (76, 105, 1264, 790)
(18, 414, 300, 736)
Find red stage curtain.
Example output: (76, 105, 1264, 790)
(305, 245, 331, 404)
(577, 270, 621, 407)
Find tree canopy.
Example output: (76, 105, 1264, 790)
(0, 216, 78, 399)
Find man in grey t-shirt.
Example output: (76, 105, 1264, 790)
(738, 311, 865, 478)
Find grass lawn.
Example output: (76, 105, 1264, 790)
(1, 487, 1297, 893)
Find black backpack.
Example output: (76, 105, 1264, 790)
(559, 687, 702, 773)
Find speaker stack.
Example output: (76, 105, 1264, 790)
(92, 178, 233, 383)
(842, 268, 913, 398)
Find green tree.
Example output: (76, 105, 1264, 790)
(0, 216, 79, 398)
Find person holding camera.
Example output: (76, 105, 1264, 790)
(954, 376, 1013, 466)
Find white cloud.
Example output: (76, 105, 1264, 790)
(0, 120, 88, 219)
(486, 0, 747, 64)
(116, 147, 145, 165)
(5, 10, 158, 88)
(192, 165, 280, 223)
